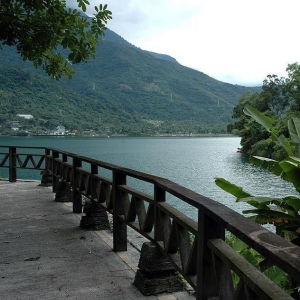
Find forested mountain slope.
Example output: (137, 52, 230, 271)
(0, 29, 259, 134)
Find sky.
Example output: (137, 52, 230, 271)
(69, 0, 300, 86)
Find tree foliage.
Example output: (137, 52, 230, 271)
(261, 75, 289, 117)
(228, 63, 300, 159)
(218, 107, 300, 239)
(217, 108, 300, 297)
(0, 0, 112, 79)
(286, 63, 300, 112)
(226, 233, 291, 293)
(0, 29, 259, 134)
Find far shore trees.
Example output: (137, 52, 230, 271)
(228, 63, 300, 159)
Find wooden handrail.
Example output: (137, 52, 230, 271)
(1, 145, 299, 299)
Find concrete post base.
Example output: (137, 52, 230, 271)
(134, 242, 184, 296)
(40, 170, 52, 187)
(55, 181, 72, 202)
(80, 200, 110, 230)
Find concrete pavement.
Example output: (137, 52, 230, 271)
(0, 180, 195, 300)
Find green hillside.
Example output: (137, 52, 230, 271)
(0, 29, 259, 135)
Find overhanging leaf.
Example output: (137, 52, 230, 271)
(243, 105, 274, 131)
(277, 134, 293, 156)
(281, 169, 300, 192)
(243, 209, 298, 221)
(284, 196, 300, 211)
(259, 258, 274, 272)
(283, 196, 300, 211)
(250, 156, 282, 176)
(263, 266, 287, 285)
(279, 159, 299, 173)
(281, 230, 299, 242)
(288, 118, 300, 144)
(239, 196, 282, 209)
(215, 178, 251, 199)
(247, 214, 276, 225)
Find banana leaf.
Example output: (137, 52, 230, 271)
(243, 209, 299, 222)
(288, 118, 300, 145)
(246, 214, 283, 226)
(277, 134, 293, 156)
(284, 196, 300, 211)
(280, 230, 299, 242)
(241, 196, 300, 215)
(279, 159, 300, 173)
(243, 105, 274, 131)
(289, 156, 300, 164)
(250, 156, 282, 176)
(239, 196, 282, 209)
(259, 258, 274, 272)
(281, 170, 300, 193)
(215, 178, 251, 199)
(263, 266, 287, 286)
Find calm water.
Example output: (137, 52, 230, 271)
(0, 136, 296, 219)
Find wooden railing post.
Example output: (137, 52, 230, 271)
(72, 157, 82, 213)
(52, 150, 59, 193)
(113, 169, 127, 252)
(62, 153, 68, 181)
(196, 211, 225, 300)
(39, 148, 52, 187)
(9, 146, 16, 182)
(62, 154, 67, 163)
(47, 149, 53, 175)
(154, 185, 165, 241)
(44, 148, 50, 171)
(91, 164, 98, 200)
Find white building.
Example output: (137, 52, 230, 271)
(53, 125, 66, 135)
(17, 114, 33, 119)
(6, 120, 20, 131)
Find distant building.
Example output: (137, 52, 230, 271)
(53, 125, 66, 135)
(6, 120, 20, 131)
(83, 129, 94, 136)
(17, 114, 33, 119)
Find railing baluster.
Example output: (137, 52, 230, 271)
(61, 154, 68, 180)
(197, 211, 224, 300)
(154, 185, 165, 241)
(113, 170, 127, 252)
(91, 164, 98, 200)
(52, 150, 59, 193)
(72, 157, 82, 213)
(211, 251, 235, 298)
(45, 148, 50, 171)
(9, 146, 16, 182)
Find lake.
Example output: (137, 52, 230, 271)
(0, 136, 296, 220)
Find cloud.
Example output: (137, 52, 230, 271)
(67, 0, 300, 86)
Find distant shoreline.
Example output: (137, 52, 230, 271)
(0, 133, 237, 138)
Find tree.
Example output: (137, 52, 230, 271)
(218, 105, 300, 240)
(261, 74, 290, 117)
(216, 106, 300, 297)
(227, 65, 300, 158)
(0, 0, 112, 79)
(228, 91, 271, 155)
(286, 63, 300, 112)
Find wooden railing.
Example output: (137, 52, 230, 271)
(1, 145, 300, 299)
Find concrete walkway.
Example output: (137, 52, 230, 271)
(0, 180, 195, 300)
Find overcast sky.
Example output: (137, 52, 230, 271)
(69, 0, 300, 86)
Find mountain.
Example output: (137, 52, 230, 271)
(0, 29, 260, 135)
